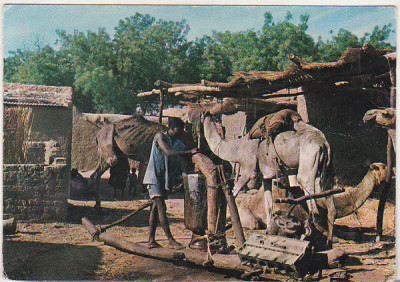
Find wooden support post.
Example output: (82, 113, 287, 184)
(376, 57, 396, 242)
(221, 183, 245, 247)
(158, 89, 166, 124)
(216, 165, 245, 247)
(376, 134, 394, 242)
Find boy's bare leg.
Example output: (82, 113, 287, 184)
(147, 200, 161, 248)
(154, 197, 184, 249)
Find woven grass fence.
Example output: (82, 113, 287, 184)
(4, 107, 33, 164)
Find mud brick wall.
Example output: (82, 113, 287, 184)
(301, 85, 388, 185)
(3, 164, 69, 222)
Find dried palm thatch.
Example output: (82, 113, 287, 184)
(137, 45, 393, 100)
(4, 107, 33, 163)
(202, 45, 393, 96)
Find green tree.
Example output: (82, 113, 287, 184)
(361, 24, 395, 50)
(56, 28, 120, 112)
(113, 13, 201, 112)
(259, 12, 317, 70)
(317, 29, 362, 62)
(4, 46, 73, 87)
(4, 50, 31, 82)
(317, 24, 395, 62)
(200, 34, 232, 81)
(207, 30, 264, 73)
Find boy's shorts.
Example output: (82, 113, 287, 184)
(147, 184, 167, 199)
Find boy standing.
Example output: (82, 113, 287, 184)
(143, 117, 197, 249)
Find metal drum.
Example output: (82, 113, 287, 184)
(183, 173, 207, 233)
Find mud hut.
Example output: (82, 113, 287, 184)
(3, 83, 73, 221)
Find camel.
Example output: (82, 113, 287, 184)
(363, 108, 396, 152)
(237, 163, 387, 237)
(89, 114, 195, 208)
(202, 112, 336, 245)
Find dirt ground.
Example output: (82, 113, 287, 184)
(3, 173, 396, 281)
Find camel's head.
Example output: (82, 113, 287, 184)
(363, 108, 396, 129)
(368, 163, 387, 185)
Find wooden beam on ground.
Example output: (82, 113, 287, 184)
(82, 217, 243, 271)
(81, 217, 348, 279)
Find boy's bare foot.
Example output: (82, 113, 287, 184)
(147, 241, 162, 249)
(168, 240, 185, 250)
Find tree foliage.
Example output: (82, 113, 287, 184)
(4, 11, 395, 114)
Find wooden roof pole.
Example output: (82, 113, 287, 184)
(155, 80, 172, 124)
(158, 89, 166, 124)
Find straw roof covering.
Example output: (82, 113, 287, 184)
(3, 83, 73, 108)
(137, 45, 394, 100)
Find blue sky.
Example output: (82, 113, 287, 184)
(3, 5, 397, 57)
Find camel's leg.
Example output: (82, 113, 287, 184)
(297, 144, 320, 217)
(263, 179, 273, 230)
(246, 177, 259, 190)
(237, 203, 260, 230)
(232, 173, 253, 197)
(325, 197, 336, 249)
(90, 159, 110, 208)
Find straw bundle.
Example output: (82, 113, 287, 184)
(3, 107, 33, 163)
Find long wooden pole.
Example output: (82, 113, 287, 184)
(221, 183, 245, 247)
(158, 89, 165, 124)
(82, 217, 243, 270)
(274, 187, 345, 205)
(376, 57, 396, 242)
(217, 165, 245, 247)
(376, 130, 394, 242)
(98, 201, 152, 234)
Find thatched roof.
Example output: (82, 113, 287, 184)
(138, 45, 394, 100)
(3, 83, 73, 108)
